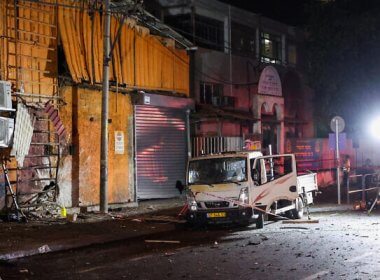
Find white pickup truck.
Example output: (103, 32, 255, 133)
(185, 151, 318, 228)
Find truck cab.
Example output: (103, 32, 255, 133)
(186, 152, 317, 228)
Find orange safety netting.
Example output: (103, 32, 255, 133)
(58, 0, 189, 95)
(0, 0, 190, 96)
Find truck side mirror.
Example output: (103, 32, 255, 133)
(175, 180, 185, 194)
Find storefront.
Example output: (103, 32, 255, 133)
(134, 93, 193, 199)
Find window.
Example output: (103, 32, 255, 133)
(253, 156, 293, 185)
(188, 157, 247, 185)
(164, 14, 224, 51)
(288, 44, 297, 66)
(195, 15, 224, 51)
(231, 22, 255, 57)
(260, 32, 282, 64)
(199, 82, 223, 106)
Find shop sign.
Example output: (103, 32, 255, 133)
(144, 95, 151, 105)
(115, 131, 125, 154)
(258, 66, 282, 96)
(244, 134, 262, 151)
(286, 138, 322, 170)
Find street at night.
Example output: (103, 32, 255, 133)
(1, 204, 380, 280)
(2, 0, 380, 279)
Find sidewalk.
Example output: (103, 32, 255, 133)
(0, 198, 185, 261)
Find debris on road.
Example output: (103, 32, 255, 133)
(282, 219, 319, 224)
(145, 240, 181, 244)
(210, 241, 219, 248)
(143, 216, 186, 224)
(247, 234, 269, 246)
(66, 213, 77, 223)
(248, 241, 261, 246)
(260, 234, 269, 241)
(164, 252, 176, 257)
(109, 214, 125, 220)
(280, 226, 309, 230)
(38, 245, 51, 254)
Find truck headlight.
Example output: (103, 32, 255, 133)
(186, 191, 197, 211)
(239, 187, 249, 205)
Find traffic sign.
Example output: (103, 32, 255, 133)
(330, 116, 345, 133)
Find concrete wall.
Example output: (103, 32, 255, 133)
(155, 0, 315, 152)
(59, 86, 134, 207)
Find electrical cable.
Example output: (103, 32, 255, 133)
(13, 0, 261, 86)
(139, 19, 260, 86)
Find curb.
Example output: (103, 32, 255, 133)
(0, 224, 176, 261)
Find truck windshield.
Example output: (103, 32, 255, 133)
(188, 157, 247, 185)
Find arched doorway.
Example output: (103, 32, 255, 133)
(261, 103, 279, 154)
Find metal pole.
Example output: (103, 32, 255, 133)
(346, 176, 350, 204)
(100, 0, 111, 214)
(186, 109, 192, 159)
(228, 5, 232, 96)
(269, 144, 274, 179)
(335, 119, 341, 205)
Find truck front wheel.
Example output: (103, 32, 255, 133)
(291, 197, 304, 219)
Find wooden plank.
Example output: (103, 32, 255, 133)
(16, 16, 57, 28)
(14, 29, 56, 39)
(282, 219, 319, 224)
(145, 240, 180, 244)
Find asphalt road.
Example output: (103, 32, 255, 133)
(1, 206, 380, 280)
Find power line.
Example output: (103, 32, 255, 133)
(10, 0, 261, 86)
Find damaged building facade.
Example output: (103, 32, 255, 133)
(146, 0, 315, 155)
(0, 0, 193, 211)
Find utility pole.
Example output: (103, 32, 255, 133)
(330, 116, 344, 205)
(100, 0, 111, 213)
(335, 119, 341, 205)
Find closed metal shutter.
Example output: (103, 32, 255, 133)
(135, 105, 187, 199)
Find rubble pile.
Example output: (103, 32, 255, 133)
(22, 185, 61, 220)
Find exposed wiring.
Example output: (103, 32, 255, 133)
(13, 0, 261, 86)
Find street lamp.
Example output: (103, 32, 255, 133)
(369, 116, 380, 140)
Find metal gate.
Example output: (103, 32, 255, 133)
(135, 105, 187, 199)
(192, 136, 243, 157)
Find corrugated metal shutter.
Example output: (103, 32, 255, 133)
(135, 105, 187, 199)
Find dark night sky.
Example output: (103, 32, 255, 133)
(218, 0, 313, 26)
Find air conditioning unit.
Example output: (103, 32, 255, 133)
(0, 117, 14, 148)
(212, 96, 221, 106)
(0, 81, 12, 110)
(222, 96, 235, 107)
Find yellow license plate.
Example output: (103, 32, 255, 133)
(207, 212, 226, 218)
